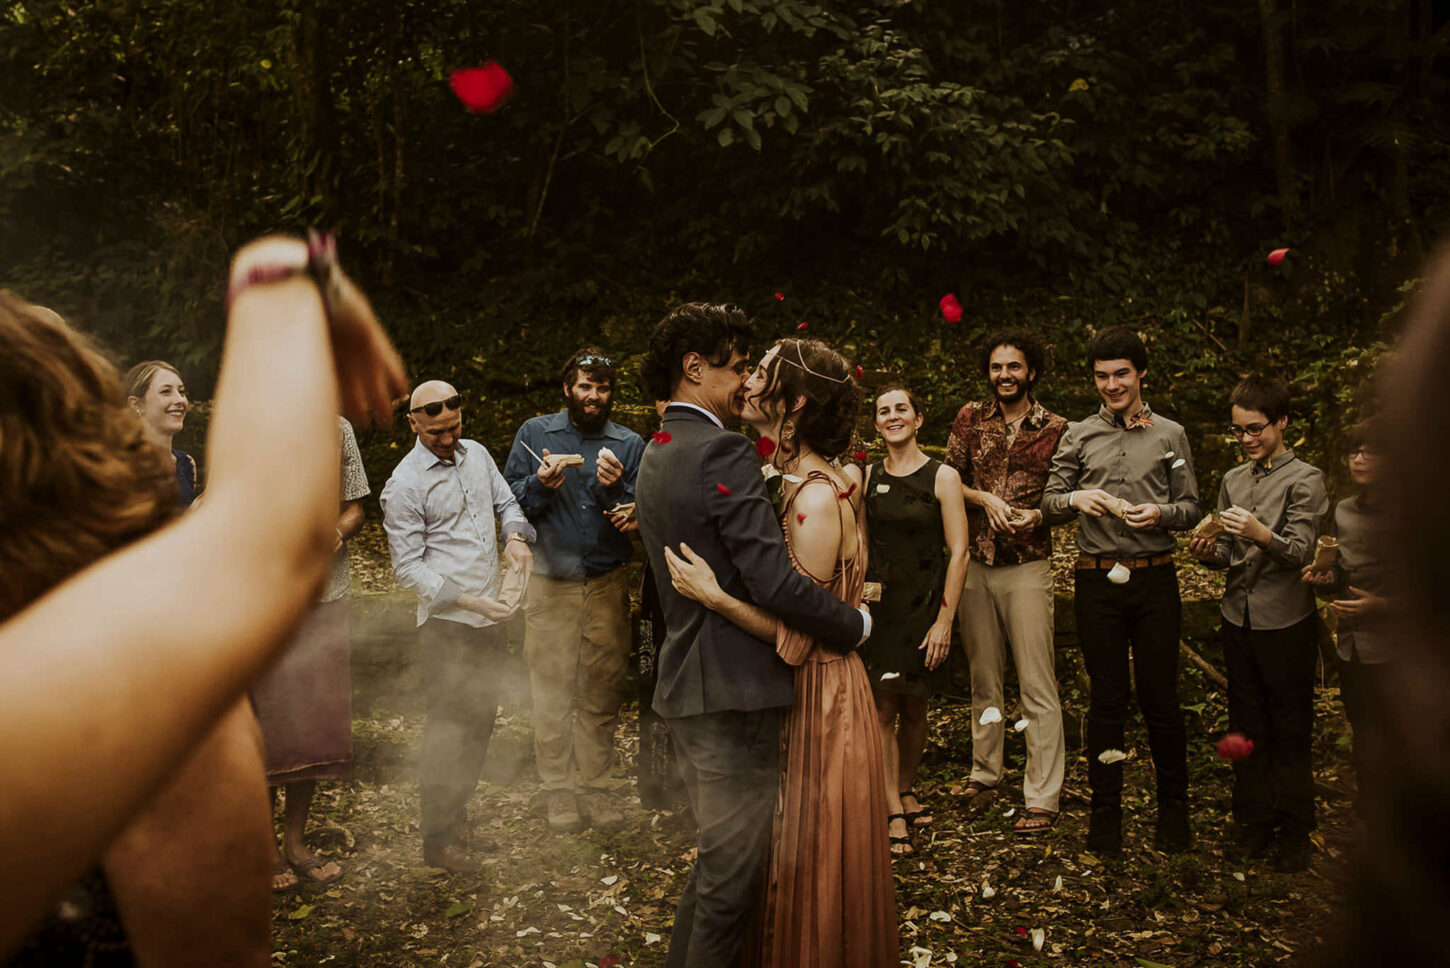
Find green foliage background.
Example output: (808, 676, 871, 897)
(2, 0, 1442, 494)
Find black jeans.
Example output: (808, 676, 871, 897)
(663, 707, 781, 968)
(1075, 564, 1188, 813)
(418, 618, 505, 852)
(1222, 615, 1320, 836)
(1339, 654, 1394, 818)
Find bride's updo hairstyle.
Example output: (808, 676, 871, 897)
(748, 338, 859, 461)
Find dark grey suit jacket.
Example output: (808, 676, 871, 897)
(637, 406, 865, 718)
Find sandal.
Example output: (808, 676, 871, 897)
(900, 789, 933, 827)
(887, 813, 914, 857)
(290, 855, 343, 885)
(1013, 808, 1059, 834)
(271, 859, 300, 893)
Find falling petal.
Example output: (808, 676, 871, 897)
(852, 450, 869, 462)
(774, 292, 784, 300)
(979, 706, 1003, 726)
(1267, 247, 1290, 266)
(880, 672, 901, 680)
(784, 474, 804, 483)
(1165, 450, 1175, 459)
(855, 365, 864, 379)
(796, 321, 809, 330)
(939, 293, 964, 323)
(1098, 748, 1128, 764)
(716, 482, 733, 496)
(1216, 732, 1255, 762)
(796, 513, 807, 524)
(875, 484, 891, 494)
(1171, 458, 1187, 469)
(1014, 719, 1029, 732)
(1031, 928, 1045, 952)
(756, 436, 777, 459)
(1106, 562, 1131, 584)
(448, 62, 515, 114)
(1004, 807, 1016, 817)
(651, 431, 672, 445)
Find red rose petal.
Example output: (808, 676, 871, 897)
(851, 450, 868, 462)
(1007, 961, 1023, 968)
(796, 513, 807, 524)
(449, 62, 514, 114)
(774, 292, 784, 300)
(651, 431, 672, 445)
(716, 482, 733, 496)
(796, 321, 809, 330)
(939, 293, 963, 323)
(1267, 247, 1290, 266)
(942, 596, 949, 608)
(855, 365, 863, 379)
(599, 958, 621, 968)
(838, 482, 857, 500)
(1216, 732, 1255, 762)
(756, 436, 777, 459)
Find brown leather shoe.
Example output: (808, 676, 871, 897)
(546, 790, 585, 833)
(423, 843, 482, 873)
(581, 791, 625, 831)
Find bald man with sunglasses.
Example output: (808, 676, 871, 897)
(380, 380, 537, 872)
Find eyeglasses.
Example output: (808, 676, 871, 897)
(577, 354, 614, 368)
(408, 394, 462, 416)
(1228, 422, 1269, 439)
(1347, 446, 1376, 459)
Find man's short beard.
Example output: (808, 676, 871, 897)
(567, 395, 611, 433)
(993, 380, 1028, 404)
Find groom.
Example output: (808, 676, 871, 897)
(636, 302, 871, 968)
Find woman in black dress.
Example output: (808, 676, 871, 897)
(861, 386, 970, 855)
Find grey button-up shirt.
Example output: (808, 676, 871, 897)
(1330, 494, 1389, 662)
(1200, 450, 1327, 630)
(380, 437, 536, 628)
(1041, 403, 1201, 557)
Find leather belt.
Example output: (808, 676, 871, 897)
(1076, 553, 1174, 571)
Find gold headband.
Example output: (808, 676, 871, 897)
(775, 344, 852, 384)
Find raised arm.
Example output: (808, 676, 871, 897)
(0, 234, 405, 950)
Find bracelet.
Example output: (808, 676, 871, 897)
(225, 231, 341, 316)
(506, 533, 529, 544)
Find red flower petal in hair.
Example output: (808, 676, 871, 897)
(774, 292, 784, 300)
(651, 431, 672, 445)
(1216, 732, 1254, 762)
(796, 513, 807, 524)
(449, 63, 514, 114)
(939, 292, 963, 323)
(838, 482, 857, 500)
(716, 482, 733, 496)
(796, 321, 809, 330)
(756, 436, 777, 459)
(1267, 247, 1289, 266)
(851, 450, 868, 462)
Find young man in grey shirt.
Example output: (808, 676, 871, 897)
(1042, 326, 1201, 857)
(1190, 377, 1327, 872)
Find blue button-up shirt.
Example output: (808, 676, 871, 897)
(504, 411, 644, 580)
(380, 437, 536, 628)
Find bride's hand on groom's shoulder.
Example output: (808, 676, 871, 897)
(664, 542, 722, 607)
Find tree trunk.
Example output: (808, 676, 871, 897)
(1257, 0, 1299, 229)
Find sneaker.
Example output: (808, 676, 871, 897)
(546, 790, 585, 834)
(581, 791, 626, 831)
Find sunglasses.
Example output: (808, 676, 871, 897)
(408, 394, 462, 417)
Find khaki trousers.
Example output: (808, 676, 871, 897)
(525, 568, 632, 792)
(958, 558, 1064, 812)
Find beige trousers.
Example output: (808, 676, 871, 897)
(525, 568, 631, 793)
(958, 558, 1065, 812)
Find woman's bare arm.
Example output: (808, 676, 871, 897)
(0, 235, 405, 953)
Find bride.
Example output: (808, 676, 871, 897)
(665, 337, 899, 967)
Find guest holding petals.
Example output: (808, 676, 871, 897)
(860, 385, 969, 855)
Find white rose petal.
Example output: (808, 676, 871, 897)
(1004, 807, 1016, 817)
(929, 911, 952, 922)
(979, 706, 1003, 726)
(1106, 562, 1131, 584)
(600, 875, 618, 886)
(784, 474, 804, 483)
(1165, 450, 1175, 459)
(1053, 875, 1064, 893)
(645, 932, 662, 945)
(980, 878, 996, 899)
(880, 672, 901, 681)
(597, 446, 616, 463)
(1014, 719, 1029, 732)
(1032, 928, 1045, 951)
(909, 946, 933, 968)
(876, 484, 891, 494)
(1098, 748, 1128, 764)
(1172, 457, 1187, 469)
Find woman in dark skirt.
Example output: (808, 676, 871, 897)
(861, 386, 969, 855)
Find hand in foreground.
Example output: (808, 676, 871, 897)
(1300, 563, 1336, 587)
(920, 619, 951, 670)
(1330, 586, 1386, 620)
(457, 593, 518, 622)
(503, 537, 533, 572)
(979, 493, 1016, 533)
(1187, 534, 1218, 561)
(1220, 506, 1271, 545)
(1123, 503, 1163, 531)
(664, 542, 723, 608)
(1071, 489, 1118, 518)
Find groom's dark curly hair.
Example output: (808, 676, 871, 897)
(749, 338, 859, 461)
(640, 302, 753, 402)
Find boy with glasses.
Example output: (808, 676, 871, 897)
(1190, 377, 1327, 872)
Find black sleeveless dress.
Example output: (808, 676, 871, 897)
(861, 458, 948, 697)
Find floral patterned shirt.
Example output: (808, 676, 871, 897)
(944, 398, 1068, 566)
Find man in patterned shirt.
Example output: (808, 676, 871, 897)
(944, 330, 1068, 833)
